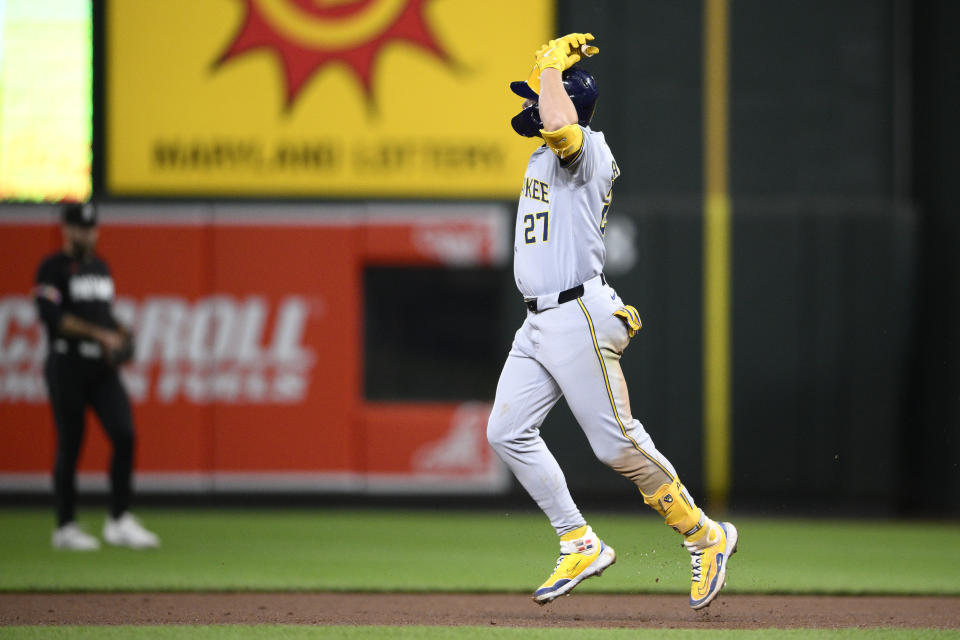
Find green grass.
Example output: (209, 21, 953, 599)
(1, 508, 959, 594)
(2, 627, 959, 639)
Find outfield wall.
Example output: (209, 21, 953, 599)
(0, 200, 917, 512)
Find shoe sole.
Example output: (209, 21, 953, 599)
(690, 522, 739, 610)
(533, 543, 617, 605)
(52, 534, 101, 551)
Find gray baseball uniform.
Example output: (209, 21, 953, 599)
(488, 126, 680, 536)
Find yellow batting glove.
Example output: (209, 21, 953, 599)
(556, 32, 594, 52)
(535, 40, 569, 73)
(521, 34, 598, 97)
(521, 42, 566, 96)
(613, 305, 643, 338)
(551, 33, 597, 69)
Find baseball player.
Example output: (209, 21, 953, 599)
(487, 33, 738, 609)
(35, 202, 159, 550)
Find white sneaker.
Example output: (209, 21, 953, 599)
(52, 522, 101, 551)
(103, 513, 160, 549)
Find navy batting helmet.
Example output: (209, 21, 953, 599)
(509, 68, 599, 138)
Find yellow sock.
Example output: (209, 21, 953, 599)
(684, 519, 722, 549)
(560, 525, 589, 541)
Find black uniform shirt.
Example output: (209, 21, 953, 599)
(34, 251, 118, 357)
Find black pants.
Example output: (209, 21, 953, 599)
(43, 355, 135, 527)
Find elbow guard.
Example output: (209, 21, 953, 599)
(540, 123, 584, 161)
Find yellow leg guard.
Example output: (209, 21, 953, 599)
(642, 479, 707, 538)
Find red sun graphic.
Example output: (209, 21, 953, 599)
(217, 0, 450, 109)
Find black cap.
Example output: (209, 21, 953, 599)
(62, 202, 98, 228)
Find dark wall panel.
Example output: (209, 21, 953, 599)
(731, 0, 895, 196)
(731, 202, 916, 512)
(907, 0, 960, 511)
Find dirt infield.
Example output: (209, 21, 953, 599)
(2, 593, 960, 629)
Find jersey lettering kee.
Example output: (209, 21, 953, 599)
(514, 126, 620, 298)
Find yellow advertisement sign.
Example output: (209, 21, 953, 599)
(107, 0, 554, 198)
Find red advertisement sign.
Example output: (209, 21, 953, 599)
(0, 205, 508, 493)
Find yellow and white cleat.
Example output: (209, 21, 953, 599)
(686, 521, 738, 609)
(533, 524, 616, 605)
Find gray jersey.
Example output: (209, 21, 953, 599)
(513, 126, 619, 298)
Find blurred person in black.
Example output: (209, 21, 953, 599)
(34, 202, 159, 550)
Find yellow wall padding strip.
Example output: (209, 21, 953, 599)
(703, 0, 732, 513)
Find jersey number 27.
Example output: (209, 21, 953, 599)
(524, 211, 549, 244)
